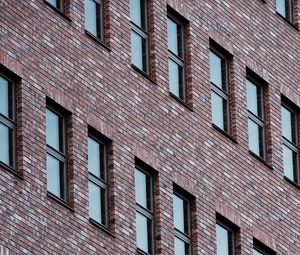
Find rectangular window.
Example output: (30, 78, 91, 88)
(47, 0, 64, 12)
(216, 216, 238, 255)
(135, 166, 154, 254)
(0, 74, 15, 169)
(281, 102, 299, 183)
(246, 76, 266, 159)
(88, 131, 109, 227)
(173, 191, 191, 255)
(85, 0, 104, 41)
(46, 104, 67, 201)
(209, 47, 230, 133)
(253, 239, 276, 255)
(276, 0, 293, 22)
(130, 0, 148, 74)
(168, 12, 186, 101)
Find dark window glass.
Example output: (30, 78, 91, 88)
(173, 192, 191, 255)
(130, 0, 148, 73)
(246, 78, 266, 159)
(48, 0, 64, 12)
(85, 0, 104, 41)
(88, 133, 108, 227)
(0, 75, 15, 169)
(168, 14, 186, 101)
(281, 103, 298, 183)
(276, 0, 293, 22)
(135, 167, 154, 254)
(216, 217, 238, 255)
(46, 105, 67, 201)
(209, 48, 229, 133)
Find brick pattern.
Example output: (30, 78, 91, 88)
(1, 0, 300, 254)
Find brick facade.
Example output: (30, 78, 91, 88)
(0, 0, 300, 254)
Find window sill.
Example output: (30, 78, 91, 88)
(89, 218, 115, 238)
(131, 64, 157, 85)
(85, 30, 111, 52)
(47, 192, 74, 212)
(169, 92, 194, 112)
(0, 162, 24, 180)
(137, 248, 150, 255)
(276, 12, 299, 31)
(212, 124, 238, 144)
(249, 151, 273, 170)
(43, 0, 71, 22)
(284, 177, 300, 190)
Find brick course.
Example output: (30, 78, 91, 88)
(1, 0, 300, 254)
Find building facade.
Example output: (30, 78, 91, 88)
(0, 0, 300, 254)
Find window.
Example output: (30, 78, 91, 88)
(130, 0, 149, 74)
(173, 191, 191, 255)
(46, 103, 67, 201)
(216, 216, 238, 255)
(246, 75, 266, 159)
(209, 46, 230, 133)
(47, 0, 64, 12)
(276, 0, 293, 22)
(281, 102, 299, 183)
(88, 131, 109, 227)
(135, 166, 154, 254)
(0, 74, 15, 169)
(253, 239, 276, 255)
(85, 0, 104, 41)
(168, 12, 186, 101)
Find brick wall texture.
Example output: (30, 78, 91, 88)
(1, 0, 300, 254)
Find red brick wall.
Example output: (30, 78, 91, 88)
(0, 0, 300, 254)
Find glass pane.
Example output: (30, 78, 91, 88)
(209, 51, 224, 89)
(136, 212, 149, 253)
(283, 145, 295, 181)
(130, 0, 141, 27)
(247, 80, 259, 116)
(211, 91, 226, 131)
(85, 0, 97, 36)
(276, 0, 286, 17)
(281, 106, 293, 142)
(216, 224, 229, 255)
(253, 249, 263, 255)
(168, 18, 179, 55)
(135, 169, 148, 208)
(173, 194, 185, 233)
(88, 181, 103, 224)
(174, 237, 186, 255)
(131, 31, 146, 71)
(88, 137, 103, 178)
(48, 0, 58, 8)
(46, 154, 61, 198)
(169, 59, 180, 97)
(0, 76, 9, 118)
(0, 123, 10, 166)
(248, 119, 261, 156)
(46, 109, 61, 151)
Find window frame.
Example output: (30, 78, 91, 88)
(209, 45, 230, 134)
(276, 0, 294, 23)
(85, 0, 105, 42)
(87, 130, 109, 228)
(167, 11, 187, 102)
(47, 0, 65, 13)
(253, 239, 276, 255)
(135, 165, 155, 255)
(130, 0, 149, 75)
(173, 189, 192, 255)
(246, 75, 266, 160)
(281, 101, 299, 184)
(216, 217, 237, 255)
(45, 103, 68, 202)
(0, 73, 16, 170)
